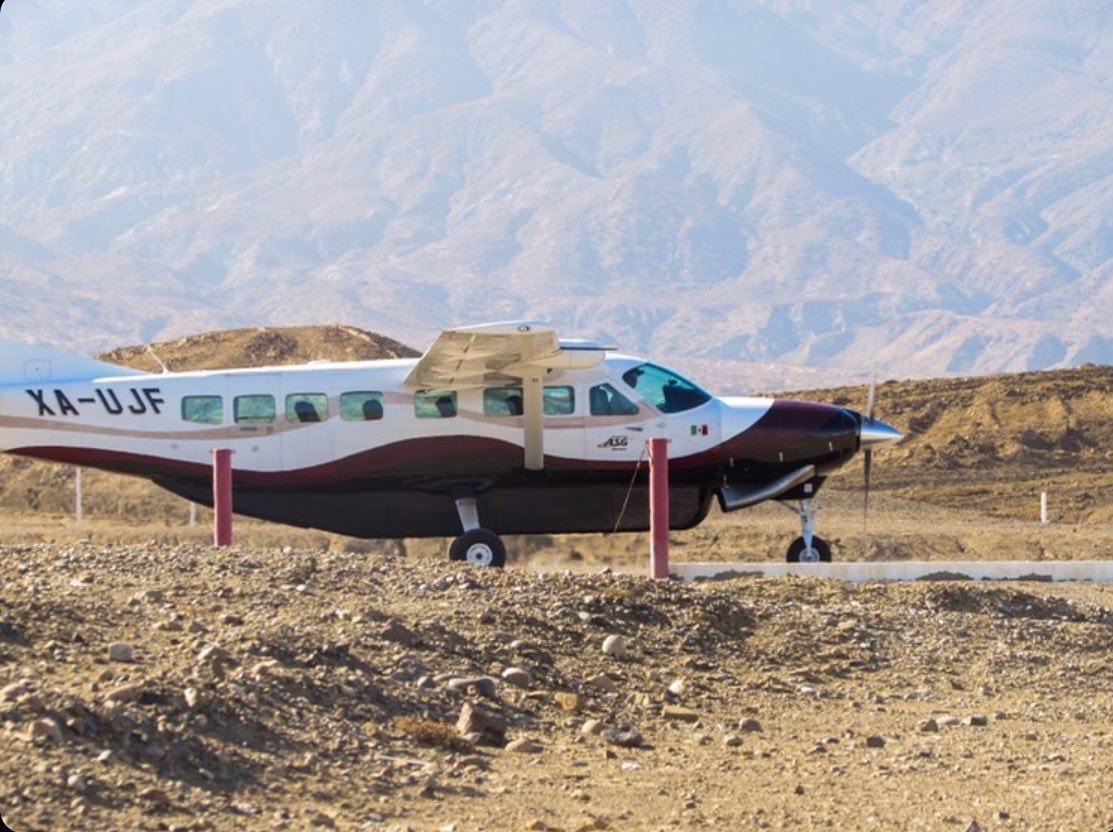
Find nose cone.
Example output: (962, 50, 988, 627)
(859, 417, 902, 449)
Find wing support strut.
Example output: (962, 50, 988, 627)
(522, 372, 544, 471)
(404, 322, 611, 472)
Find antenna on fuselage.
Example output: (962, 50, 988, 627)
(146, 344, 170, 374)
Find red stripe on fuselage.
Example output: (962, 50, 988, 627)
(13, 401, 856, 490)
(11, 434, 725, 488)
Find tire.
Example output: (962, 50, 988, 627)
(786, 535, 832, 563)
(448, 529, 507, 568)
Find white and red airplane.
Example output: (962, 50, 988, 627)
(0, 322, 901, 566)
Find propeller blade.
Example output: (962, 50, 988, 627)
(863, 448, 873, 529)
(865, 366, 877, 421)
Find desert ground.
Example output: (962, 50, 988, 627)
(1, 543, 1111, 832)
(0, 327, 1110, 831)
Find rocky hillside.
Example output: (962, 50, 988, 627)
(0, 542, 1110, 831)
(98, 325, 419, 374)
(787, 365, 1113, 523)
(787, 366, 1113, 472)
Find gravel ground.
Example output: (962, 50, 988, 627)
(0, 543, 1111, 831)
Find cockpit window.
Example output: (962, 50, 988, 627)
(621, 363, 711, 413)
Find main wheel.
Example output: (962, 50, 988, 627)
(786, 536, 832, 563)
(448, 529, 507, 568)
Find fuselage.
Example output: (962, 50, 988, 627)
(0, 354, 880, 537)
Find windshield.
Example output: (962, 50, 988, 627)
(621, 363, 711, 413)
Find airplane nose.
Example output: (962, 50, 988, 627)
(858, 417, 902, 449)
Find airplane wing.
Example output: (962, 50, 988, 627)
(404, 322, 611, 470)
(403, 322, 609, 390)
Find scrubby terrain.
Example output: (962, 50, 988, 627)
(1, 543, 1111, 832)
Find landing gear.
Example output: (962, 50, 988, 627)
(784, 497, 832, 563)
(449, 529, 507, 568)
(448, 497, 507, 568)
(786, 534, 831, 563)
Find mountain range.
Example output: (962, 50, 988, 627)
(0, 0, 1109, 390)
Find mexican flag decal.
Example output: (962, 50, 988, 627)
(690, 424, 709, 436)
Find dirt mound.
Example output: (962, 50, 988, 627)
(915, 584, 1110, 624)
(781, 365, 1113, 522)
(782, 365, 1112, 472)
(1, 543, 1110, 830)
(98, 324, 419, 373)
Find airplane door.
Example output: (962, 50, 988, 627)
(229, 373, 283, 472)
(281, 374, 335, 472)
(586, 370, 722, 473)
(583, 381, 648, 470)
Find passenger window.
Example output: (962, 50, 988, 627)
(589, 383, 639, 417)
(621, 363, 711, 413)
(234, 394, 276, 425)
(482, 386, 575, 417)
(484, 388, 524, 416)
(415, 391, 457, 419)
(182, 395, 223, 425)
(286, 393, 328, 423)
(543, 386, 575, 416)
(341, 391, 384, 421)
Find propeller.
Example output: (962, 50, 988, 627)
(862, 367, 876, 529)
(856, 367, 902, 538)
(865, 365, 876, 421)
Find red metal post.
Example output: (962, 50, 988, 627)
(212, 449, 234, 548)
(648, 437, 669, 579)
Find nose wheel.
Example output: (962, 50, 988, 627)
(786, 533, 832, 563)
(784, 497, 832, 563)
(448, 497, 507, 568)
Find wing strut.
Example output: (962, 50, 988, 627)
(523, 372, 544, 471)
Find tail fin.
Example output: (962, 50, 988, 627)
(0, 339, 144, 385)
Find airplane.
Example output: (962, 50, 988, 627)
(0, 322, 902, 567)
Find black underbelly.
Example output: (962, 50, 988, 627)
(157, 480, 714, 538)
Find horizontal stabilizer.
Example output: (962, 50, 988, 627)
(0, 339, 144, 385)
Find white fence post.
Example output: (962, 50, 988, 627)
(1040, 491, 1048, 524)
